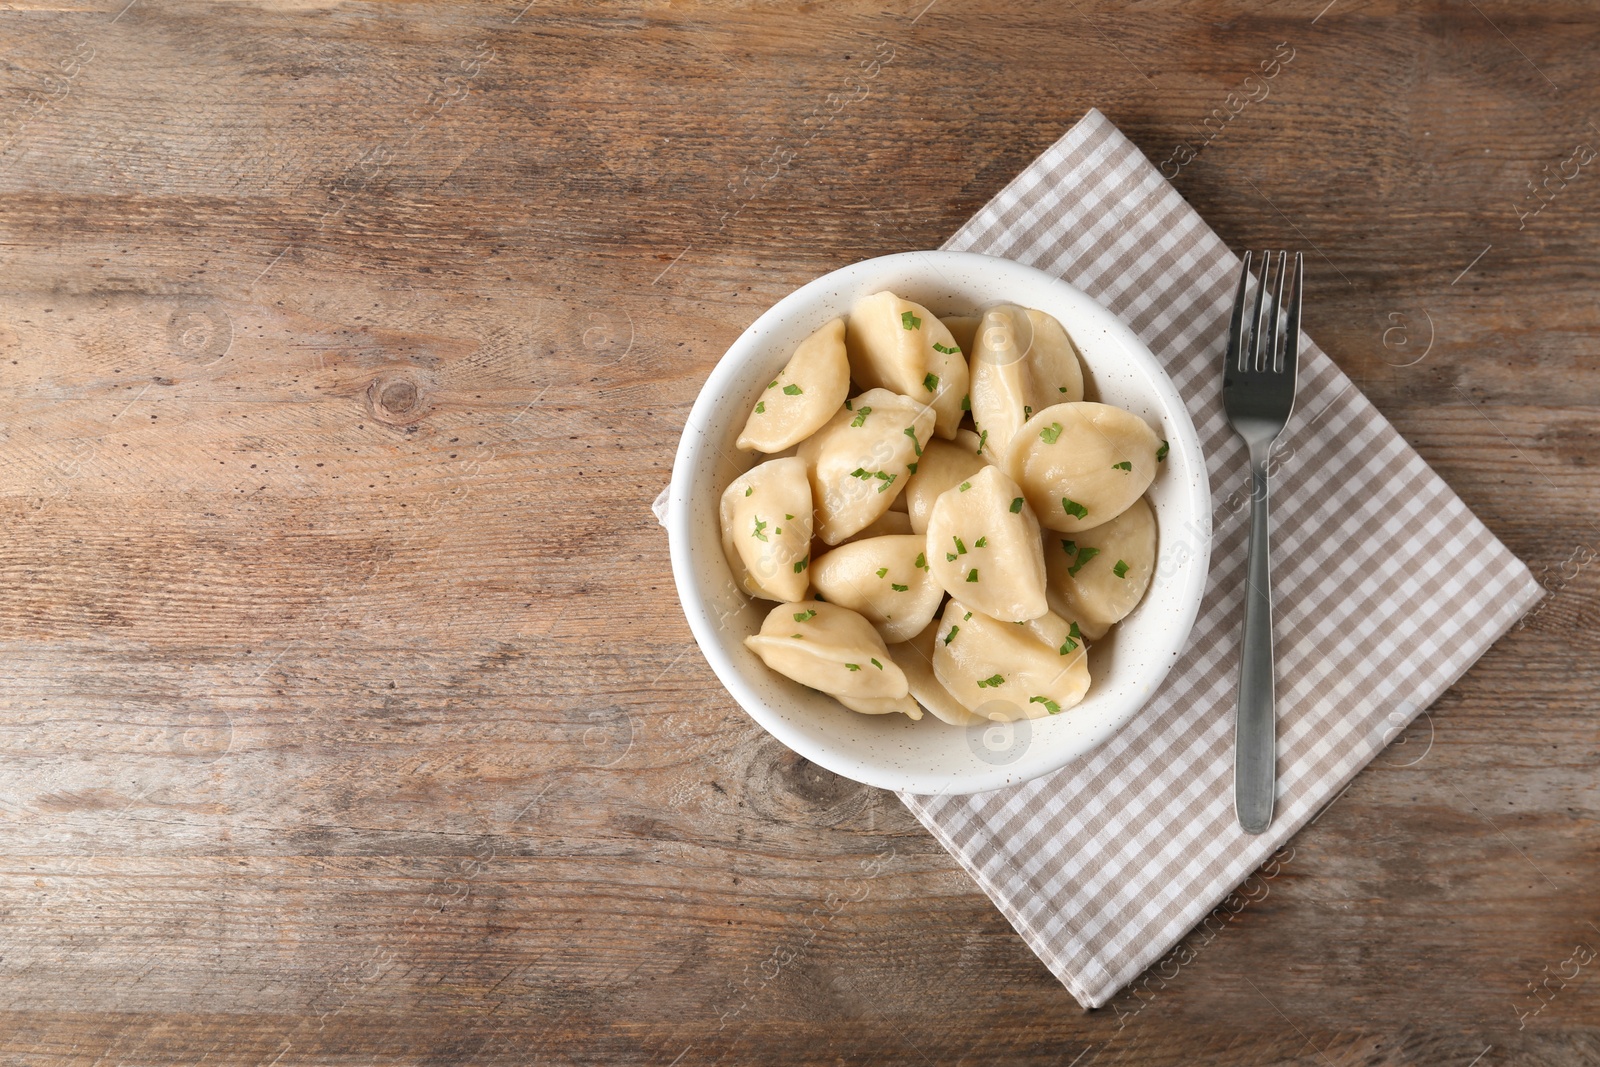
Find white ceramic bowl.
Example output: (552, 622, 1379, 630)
(666, 251, 1211, 795)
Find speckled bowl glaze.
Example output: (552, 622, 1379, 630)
(667, 251, 1211, 795)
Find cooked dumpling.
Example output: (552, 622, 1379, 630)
(903, 436, 990, 534)
(797, 388, 935, 545)
(1046, 495, 1157, 639)
(1016, 306, 1084, 401)
(745, 600, 909, 702)
(931, 599, 1091, 721)
(736, 318, 851, 453)
(969, 305, 1086, 458)
(837, 692, 923, 719)
(1003, 401, 1161, 533)
(888, 622, 986, 725)
(925, 465, 1048, 622)
(811, 534, 944, 644)
(719, 457, 813, 602)
(940, 314, 980, 356)
(845, 291, 968, 439)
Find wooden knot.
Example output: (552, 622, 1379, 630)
(365, 371, 428, 425)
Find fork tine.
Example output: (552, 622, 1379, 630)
(1283, 252, 1303, 376)
(1266, 250, 1286, 372)
(1248, 250, 1269, 371)
(1227, 251, 1252, 373)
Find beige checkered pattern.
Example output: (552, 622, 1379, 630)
(899, 108, 1543, 1009)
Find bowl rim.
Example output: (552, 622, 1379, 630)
(667, 250, 1211, 795)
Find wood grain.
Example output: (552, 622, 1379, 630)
(0, 0, 1597, 1063)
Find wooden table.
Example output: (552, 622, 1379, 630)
(2, 1, 1596, 1063)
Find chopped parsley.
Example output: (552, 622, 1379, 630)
(960, 394, 971, 411)
(850, 467, 871, 480)
(901, 310, 922, 330)
(844, 399, 853, 410)
(923, 372, 940, 392)
(850, 406, 872, 427)
(975, 674, 1005, 688)
(876, 567, 888, 579)
(1112, 461, 1132, 471)
(785, 513, 794, 520)
(793, 558, 808, 573)
(845, 663, 861, 671)
(1058, 386, 1068, 393)
(959, 480, 972, 492)
(1113, 559, 1131, 579)
(963, 612, 972, 621)
(932, 342, 960, 355)
(744, 486, 753, 497)
(902, 426, 922, 455)
(1039, 422, 1063, 444)
(966, 568, 979, 583)
(976, 429, 988, 454)
(891, 583, 908, 592)
(1061, 497, 1088, 520)
(870, 658, 884, 670)
(754, 401, 765, 414)
(1068, 545, 1100, 577)
(974, 536, 988, 548)
(914, 552, 928, 571)
(945, 552, 957, 562)
(874, 471, 896, 493)
(953, 536, 967, 555)
(767, 380, 779, 389)
(1010, 497, 1024, 514)
(1024, 405, 1033, 420)
(782, 384, 803, 396)
(794, 609, 816, 622)
(1030, 695, 1062, 715)
(752, 518, 769, 542)
(942, 625, 959, 645)
(1157, 440, 1170, 462)
(1061, 539, 1076, 555)
(907, 462, 918, 474)
(1059, 623, 1080, 655)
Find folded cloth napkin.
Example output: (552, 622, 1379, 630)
(897, 108, 1543, 1009)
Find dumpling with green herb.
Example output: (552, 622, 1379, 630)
(930, 599, 1090, 721)
(737, 318, 852, 453)
(845, 291, 968, 440)
(719, 456, 813, 602)
(1003, 401, 1161, 533)
(968, 305, 1086, 459)
(745, 600, 912, 712)
(811, 534, 945, 644)
(925, 465, 1048, 623)
(798, 388, 935, 545)
(1046, 495, 1157, 639)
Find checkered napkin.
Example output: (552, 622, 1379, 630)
(897, 108, 1543, 1009)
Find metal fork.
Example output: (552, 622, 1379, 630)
(1223, 250, 1302, 835)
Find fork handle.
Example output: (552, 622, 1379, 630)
(1235, 456, 1276, 834)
